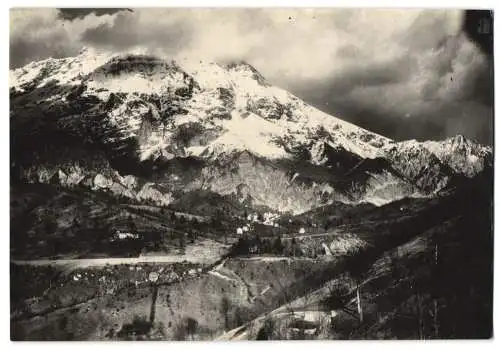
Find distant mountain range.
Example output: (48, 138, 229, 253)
(10, 48, 492, 214)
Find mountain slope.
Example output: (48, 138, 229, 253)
(219, 170, 493, 340)
(9, 49, 492, 214)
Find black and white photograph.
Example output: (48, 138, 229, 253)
(8, 6, 494, 341)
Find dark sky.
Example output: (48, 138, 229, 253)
(10, 8, 493, 144)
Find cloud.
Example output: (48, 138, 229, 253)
(57, 8, 132, 21)
(9, 8, 126, 68)
(7, 8, 469, 81)
(80, 10, 193, 54)
(10, 8, 118, 67)
(10, 9, 77, 66)
(9, 8, 493, 144)
(48, 9, 462, 82)
(337, 34, 492, 143)
(278, 11, 492, 144)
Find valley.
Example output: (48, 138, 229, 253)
(9, 49, 493, 340)
(10, 170, 493, 340)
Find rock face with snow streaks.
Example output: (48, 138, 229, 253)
(10, 49, 492, 213)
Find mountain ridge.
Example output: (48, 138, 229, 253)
(10, 50, 492, 214)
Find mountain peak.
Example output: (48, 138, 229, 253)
(417, 134, 492, 178)
(448, 134, 467, 146)
(223, 60, 256, 70)
(78, 46, 90, 55)
(221, 60, 268, 86)
(441, 134, 491, 153)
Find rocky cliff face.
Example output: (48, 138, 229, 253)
(421, 135, 492, 177)
(10, 49, 492, 214)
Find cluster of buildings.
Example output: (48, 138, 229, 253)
(245, 212, 280, 227)
(235, 212, 311, 238)
(109, 230, 141, 242)
(234, 212, 281, 236)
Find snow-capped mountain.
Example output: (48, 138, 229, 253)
(9, 49, 492, 214)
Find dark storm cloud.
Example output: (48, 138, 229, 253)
(10, 22, 79, 68)
(57, 8, 133, 21)
(285, 13, 493, 144)
(463, 9, 494, 57)
(9, 9, 118, 68)
(80, 11, 193, 53)
(320, 56, 413, 96)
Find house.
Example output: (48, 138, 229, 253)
(299, 227, 306, 234)
(236, 227, 244, 235)
(304, 328, 317, 336)
(111, 230, 140, 241)
(148, 272, 159, 282)
(261, 212, 280, 226)
(242, 226, 249, 232)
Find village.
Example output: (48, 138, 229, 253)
(10, 195, 374, 341)
(103, 208, 343, 260)
(18, 208, 359, 306)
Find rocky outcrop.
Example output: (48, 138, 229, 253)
(422, 135, 492, 177)
(22, 162, 172, 206)
(136, 183, 174, 206)
(383, 142, 452, 194)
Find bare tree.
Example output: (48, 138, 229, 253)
(186, 317, 198, 340)
(222, 297, 230, 331)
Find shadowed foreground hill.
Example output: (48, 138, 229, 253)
(219, 170, 493, 340)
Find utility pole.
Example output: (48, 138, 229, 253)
(433, 242, 439, 338)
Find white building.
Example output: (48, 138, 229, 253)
(262, 212, 280, 226)
(299, 227, 306, 234)
(236, 227, 244, 235)
(111, 230, 140, 241)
